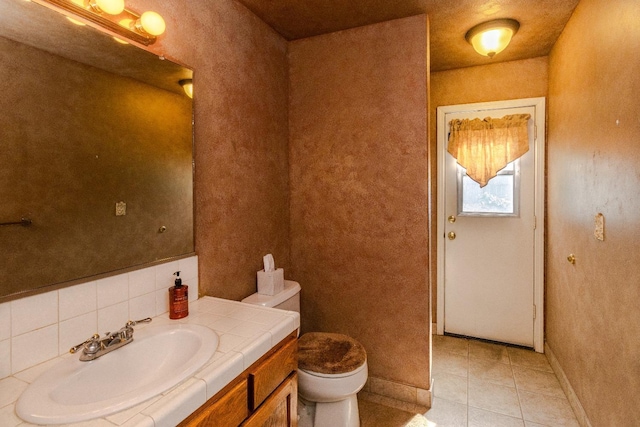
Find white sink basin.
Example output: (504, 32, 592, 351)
(16, 323, 218, 425)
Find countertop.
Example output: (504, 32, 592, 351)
(2, 297, 300, 427)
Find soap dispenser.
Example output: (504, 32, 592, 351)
(169, 271, 189, 319)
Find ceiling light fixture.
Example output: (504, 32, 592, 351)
(42, 0, 165, 45)
(465, 19, 520, 58)
(179, 79, 193, 99)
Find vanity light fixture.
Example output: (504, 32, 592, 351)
(465, 19, 520, 58)
(41, 0, 166, 45)
(90, 0, 125, 15)
(179, 79, 193, 98)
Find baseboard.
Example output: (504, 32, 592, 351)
(359, 376, 432, 414)
(545, 342, 593, 427)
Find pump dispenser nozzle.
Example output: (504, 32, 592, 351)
(173, 271, 182, 288)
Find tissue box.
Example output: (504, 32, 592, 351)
(257, 268, 284, 296)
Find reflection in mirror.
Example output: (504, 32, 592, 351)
(0, 0, 194, 301)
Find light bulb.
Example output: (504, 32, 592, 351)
(94, 0, 125, 15)
(471, 28, 513, 57)
(138, 11, 165, 36)
(66, 16, 86, 26)
(180, 79, 193, 98)
(465, 19, 519, 58)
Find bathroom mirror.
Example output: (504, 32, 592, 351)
(0, 0, 194, 302)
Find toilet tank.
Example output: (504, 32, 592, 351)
(241, 280, 301, 313)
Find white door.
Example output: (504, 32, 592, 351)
(436, 98, 545, 351)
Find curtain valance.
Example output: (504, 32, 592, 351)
(447, 114, 531, 187)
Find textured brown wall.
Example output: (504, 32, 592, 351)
(547, 0, 640, 424)
(429, 57, 549, 321)
(289, 16, 430, 388)
(1, 35, 193, 298)
(126, 0, 291, 300)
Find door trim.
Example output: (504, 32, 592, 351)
(436, 97, 546, 353)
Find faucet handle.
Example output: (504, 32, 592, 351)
(126, 317, 152, 327)
(69, 334, 100, 354)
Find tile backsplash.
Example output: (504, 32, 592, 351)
(0, 256, 198, 379)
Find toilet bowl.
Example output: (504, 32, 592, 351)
(242, 281, 368, 427)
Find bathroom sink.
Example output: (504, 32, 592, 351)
(16, 323, 218, 425)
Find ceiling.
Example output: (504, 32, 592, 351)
(235, 0, 580, 71)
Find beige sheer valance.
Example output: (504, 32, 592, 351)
(448, 114, 531, 187)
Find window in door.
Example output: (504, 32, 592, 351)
(457, 160, 520, 217)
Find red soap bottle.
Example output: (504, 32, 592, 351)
(169, 271, 189, 319)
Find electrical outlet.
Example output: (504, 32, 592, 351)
(115, 201, 126, 216)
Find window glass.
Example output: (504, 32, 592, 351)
(457, 161, 519, 216)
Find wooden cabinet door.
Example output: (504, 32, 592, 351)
(242, 372, 298, 427)
(179, 379, 249, 427)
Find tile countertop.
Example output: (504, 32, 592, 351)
(1, 297, 300, 427)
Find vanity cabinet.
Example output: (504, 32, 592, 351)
(180, 331, 298, 427)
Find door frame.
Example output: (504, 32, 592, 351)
(436, 97, 546, 353)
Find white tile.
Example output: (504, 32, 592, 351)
(119, 413, 156, 427)
(285, 312, 301, 332)
(0, 402, 23, 427)
(59, 281, 96, 321)
(433, 351, 469, 378)
(182, 313, 225, 328)
(13, 356, 65, 384)
(57, 418, 115, 426)
(228, 306, 265, 322)
(142, 378, 206, 427)
(155, 261, 180, 291)
(97, 274, 129, 309)
(129, 293, 156, 321)
(247, 309, 290, 328)
(129, 267, 157, 298)
(188, 279, 199, 302)
(11, 291, 58, 336)
(195, 351, 244, 399)
(59, 312, 97, 356)
(12, 324, 58, 374)
(178, 256, 198, 281)
(519, 390, 579, 426)
(98, 301, 129, 334)
(424, 397, 468, 426)
(269, 317, 295, 346)
(468, 380, 521, 418)
(238, 333, 272, 369)
(0, 302, 10, 340)
(106, 395, 161, 426)
(433, 372, 467, 404)
(469, 406, 525, 426)
(228, 321, 268, 338)
(155, 289, 170, 316)
(209, 316, 243, 333)
(217, 333, 249, 353)
(0, 377, 28, 409)
(0, 340, 10, 379)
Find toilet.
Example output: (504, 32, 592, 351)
(242, 280, 368, 427)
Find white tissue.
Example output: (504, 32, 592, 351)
(263, 254, 275, 272)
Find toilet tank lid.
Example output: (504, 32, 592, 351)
(241, 280, 300, 308)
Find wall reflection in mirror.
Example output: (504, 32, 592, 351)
(0, 0, 194, 301)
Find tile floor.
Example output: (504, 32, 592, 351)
(359, 335, 580, 427)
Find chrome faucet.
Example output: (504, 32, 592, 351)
(70, 318, 152, 361)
